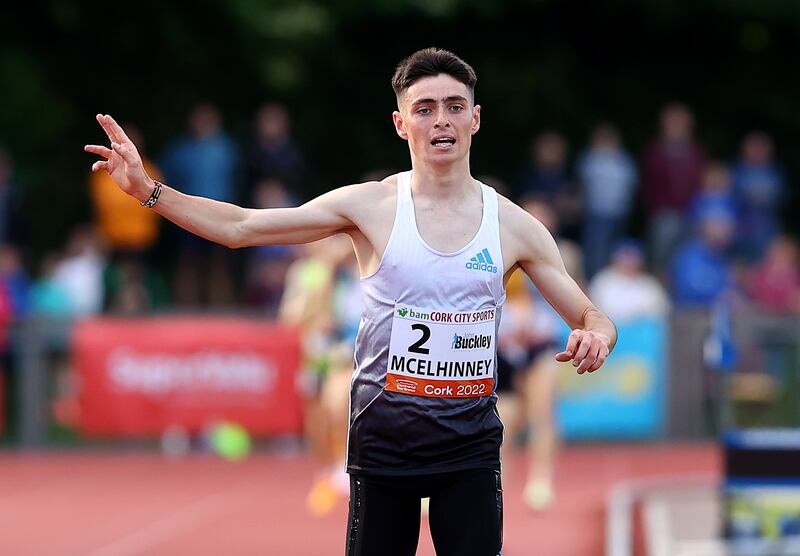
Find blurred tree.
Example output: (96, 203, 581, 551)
(0, 0, 798, 263)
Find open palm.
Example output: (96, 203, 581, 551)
(84, 114, 151, 199)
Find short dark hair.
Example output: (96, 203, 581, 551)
(391, 48, 477, 104)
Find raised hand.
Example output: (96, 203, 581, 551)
(84, 114, 153, 201)
(555, 329, 611, 374)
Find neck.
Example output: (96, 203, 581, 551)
(409, 156, 474, 199)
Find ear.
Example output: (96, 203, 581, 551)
(392, 110, 408, 141)
(471, 104, 481, 135)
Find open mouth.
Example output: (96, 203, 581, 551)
(431, 137, 456, 148)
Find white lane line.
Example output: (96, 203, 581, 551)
(85, 482, 258, 556)
(643, 495, 672, 556)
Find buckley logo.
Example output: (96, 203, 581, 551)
(466, 248, 498, 273)
(451, 332, 492, 350)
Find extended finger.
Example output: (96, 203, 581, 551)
(84, 145, 113, 158)
(96, 114, 118, 143)
(103, 114, 132, 144)
(91, 161, 108, 173)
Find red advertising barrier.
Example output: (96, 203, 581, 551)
(73, 318, 302, 437)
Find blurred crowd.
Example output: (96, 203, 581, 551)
(0, 100, 796, 329)
(510, 102, 795, 322)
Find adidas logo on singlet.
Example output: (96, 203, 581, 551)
(466, 248, 498, 273)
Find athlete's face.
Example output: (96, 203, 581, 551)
(392, 74, 481, 166)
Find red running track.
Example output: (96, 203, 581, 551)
(0, 443, 719, 556)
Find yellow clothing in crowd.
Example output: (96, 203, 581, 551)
(90, 160, 162, 250)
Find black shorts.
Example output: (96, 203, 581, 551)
(495, 352, 516, 392)
(346, 468, 503, 556)
(496, 342, 559, 392)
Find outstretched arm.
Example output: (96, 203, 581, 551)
(502, 200, 617, 374)
(85, 114, 354, 248)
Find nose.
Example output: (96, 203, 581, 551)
(433, 107, 450, 129)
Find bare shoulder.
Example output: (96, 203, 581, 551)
(331, 174, 397, 221)
(306, 175, 395, 222)
(336, 174, 400, 274)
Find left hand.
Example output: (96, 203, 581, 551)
(555, 329, 611, 374)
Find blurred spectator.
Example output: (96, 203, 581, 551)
(160, 103, 239, 203)
(589, 239, 669, 323)
(747, 235, 800, 314)
(90, 125, 163, 255)
(103, 255, 171, 315)
(247, 102, 307, 203)
(642, 103, 707, 275)
(0, 281, 11, 346)
(243, 179, 298, 316)
(50, 226, 106, 317)
(0, 147, 30, 249)
(577, 123, 638, 278)
(30, 253, 72, 317)
(670, 210, 735, 307)
(520, 131, 581, 241)
(253, 177, 293, 210)
(160, 103, 239, 308)
(0, 244, 32, 318)
(477, 174, 511, 198)
(522, 196, 585, 285)
(0, 278, 11, 434)
(731, 131, 786, 262)
(690, 161, 736, 225)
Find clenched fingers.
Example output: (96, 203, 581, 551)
(571, 334, 592, 368)
(555, 330, 611, 374)
(586, 345, 609, 373)
(576, 335, 611, 374)
(576, 341, 601, 374)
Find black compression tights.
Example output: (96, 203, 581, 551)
(345, 468, 503, 556)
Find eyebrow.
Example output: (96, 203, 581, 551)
(410, 95, 469, 107)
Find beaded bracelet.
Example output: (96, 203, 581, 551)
(141, 180, 163, 208)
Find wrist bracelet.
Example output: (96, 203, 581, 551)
(141, 180, 163, 208)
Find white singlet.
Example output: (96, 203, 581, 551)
(346, 171, 506, 476)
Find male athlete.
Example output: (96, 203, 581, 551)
(86, 48, 616, 556)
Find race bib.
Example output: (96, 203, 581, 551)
(386, 304, 496, 398)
